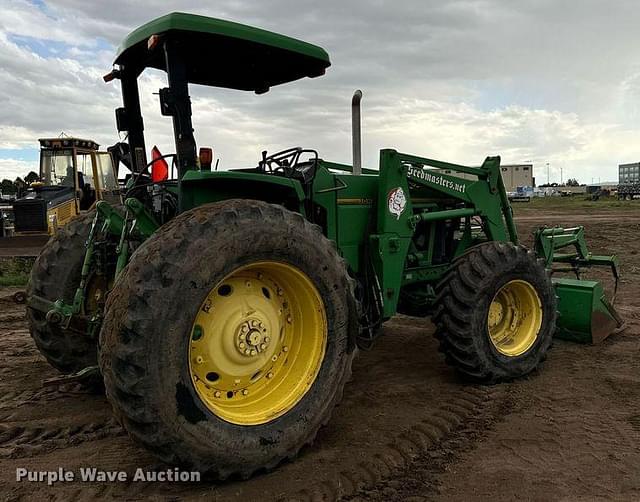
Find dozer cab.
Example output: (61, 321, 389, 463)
(14, 137, 120, 234)
(0, 137, 121, 256)
(25, 12, 623, 478)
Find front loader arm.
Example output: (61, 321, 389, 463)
(369, 149, 518, 319)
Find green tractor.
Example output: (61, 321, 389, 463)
(26, 13, 622, 478)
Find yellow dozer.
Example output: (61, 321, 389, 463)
(0, 137, 121, 256)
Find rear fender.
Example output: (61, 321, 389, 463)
(179, 170, 306, 214)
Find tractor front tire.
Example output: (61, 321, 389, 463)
(27, 211, 99, 375)
(99, 200, 358, 479)
(434, 241, 556, 383)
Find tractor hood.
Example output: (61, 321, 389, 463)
(114, 12, 331, 93)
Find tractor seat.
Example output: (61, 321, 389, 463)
(289, 161, 317, 185)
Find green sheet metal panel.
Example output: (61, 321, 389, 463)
(114, 12, 330, 92)
(179, 170, 306, 212)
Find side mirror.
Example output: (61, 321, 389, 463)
(115, 107, 129, 132)
(159, 87, 177, 117)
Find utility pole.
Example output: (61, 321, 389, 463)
(560, 166, 563, 185)
(546, 163, 550, 184)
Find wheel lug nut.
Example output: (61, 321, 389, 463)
(286, 315, 292, 323)
(239, 342, 246, 349)
(277, 288, 283, 296)
(283, 346, 289, 352)
(245, 349, 251, 355)
(258, 322, 264, 328)
(242, 389, 249, 396)
(214, 391, 221, 398)
(260, 343, 266, 350)
(250, 349, 257, 356)
(267, 372, 274, 379)
(265, 336, 270, 343)
(251, 320, 258, 327)
(242, 325, 249, 333)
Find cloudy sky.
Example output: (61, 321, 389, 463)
(1, 0, 640, 184)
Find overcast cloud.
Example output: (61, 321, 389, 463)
(1, 0, 640, 184)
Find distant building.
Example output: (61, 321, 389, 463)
(432, 163, 534, 191)
(500, 164, 534, 191)
(619, 162, 640, 184)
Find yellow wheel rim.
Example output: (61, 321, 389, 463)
(487, 280, 542, 357)
(84, 274, 112, 315)
(189, 261, 327, 425)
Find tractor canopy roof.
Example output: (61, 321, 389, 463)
(114, 12, 331, 93)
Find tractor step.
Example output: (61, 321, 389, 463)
(553, 278, 625, 344)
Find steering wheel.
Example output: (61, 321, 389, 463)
(258, 147, 303, 175)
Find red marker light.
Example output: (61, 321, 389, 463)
(147, 34, 161, 51)
(151, 146, 168, 182)
(199, 147, 213, 170)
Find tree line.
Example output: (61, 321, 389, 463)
(0, 172, 40, 198)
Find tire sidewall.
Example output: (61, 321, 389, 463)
(28, 211, 94, 304)
(105, 201, 355, 471)
(27, 210, 98, 373)
(472, 265, 555, 374)
(466, 246, 556, 377)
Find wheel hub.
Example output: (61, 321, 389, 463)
(488, 301, 504, 327)
(236, 319, 271, 356)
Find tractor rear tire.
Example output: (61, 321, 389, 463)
(99, 200, 358, 479)
(433, 241, 556, 383)
(27, 211, 99, 377)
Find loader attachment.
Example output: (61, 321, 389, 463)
(553, 278, 623, 344)
(534, 226, 624, 344)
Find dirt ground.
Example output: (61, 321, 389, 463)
(0, 204, 639, 501)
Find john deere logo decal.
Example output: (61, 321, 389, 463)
(388, 187, 407, 220)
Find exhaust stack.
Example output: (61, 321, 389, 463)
(352, 90, 363, 175)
